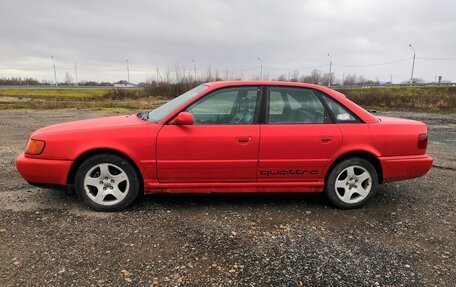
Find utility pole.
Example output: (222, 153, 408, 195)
(192, 59, 197, 81)
(409, 44, 416, 85)
(258, 57, 263, 80)
(74, 64, 78, 87)
(126, 59, 130, 83)
(327, 53, 332, 87)
(388, 69, 393, 84)
(51, 56, 57, 86)
(432, 70, 437, 83)
(156, 67, 163, 82)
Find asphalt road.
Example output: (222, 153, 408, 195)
(0, 109, 454, 286)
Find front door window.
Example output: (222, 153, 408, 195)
(187, 87, 259, 125)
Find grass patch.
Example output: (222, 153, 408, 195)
(0, 85, 455, 113)
(96, 107, 138, 113)
(336, 86, 456, 112)
(0, 100, 159, 111)
(0, 88, 113, 100)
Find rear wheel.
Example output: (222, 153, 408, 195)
(325, 157, 378, 209)
(75, 154, 140, 211)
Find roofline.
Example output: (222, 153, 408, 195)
(203, 81, 348, 97)
(204, 80, 321, 89)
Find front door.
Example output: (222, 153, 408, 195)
(157, 86, 261, 183)
(258, 86, 342, 182)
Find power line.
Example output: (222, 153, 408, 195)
(333, 58, 412, 68)
(417, 57, 456, 60)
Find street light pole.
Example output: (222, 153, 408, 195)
(126, 59, 130, 83)
(258, 57, 263, 80)
(74, 64, 78, 87)
(327, 53, 332, 87)
(51, 56, 57, 86)
(192, 59, 197, 81)
(408, 44, 416, 85)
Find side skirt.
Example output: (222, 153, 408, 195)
(143, 180, 324, 194)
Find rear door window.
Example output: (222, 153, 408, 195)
(267, 87, 329, 124)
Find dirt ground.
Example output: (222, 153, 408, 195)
(0, 109, 454, 286)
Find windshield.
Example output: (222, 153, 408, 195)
(145, 85, 208, 123)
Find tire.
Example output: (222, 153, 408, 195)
(325, 157, 378, 209)
(75, 153, 140, 211)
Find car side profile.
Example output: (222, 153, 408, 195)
(16, 81, 433, 211)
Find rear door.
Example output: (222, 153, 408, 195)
(156, 86, 261, 183)
(258, 86, 342, 182)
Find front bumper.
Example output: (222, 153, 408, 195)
(380, 154, 433, 182)
(16, 153, 73, 185)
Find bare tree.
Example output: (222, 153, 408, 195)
(290, 70, 299, 82)
(309, 69, 322, 84)
(277, 74, 287, 81)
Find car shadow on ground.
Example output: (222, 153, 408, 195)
(41, 183, 400, 213)
(140, 192, 327, 208)
(55, 188, 329, 211)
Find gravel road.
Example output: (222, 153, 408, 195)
(0, 109, 454, 286)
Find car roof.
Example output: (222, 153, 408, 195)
(204, 80, 345, 98)
(205, 80, 322, 89)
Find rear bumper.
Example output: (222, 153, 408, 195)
(16, 153, 72, 185)
(380, 154, 433, 183)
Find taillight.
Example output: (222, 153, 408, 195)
(418, 133, 428, 149)
(25, 139, 46, 155)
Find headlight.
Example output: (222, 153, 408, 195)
(25, 139, 46, 155)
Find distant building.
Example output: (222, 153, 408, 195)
(114, 80, 136, 88)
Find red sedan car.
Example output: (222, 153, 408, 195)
(16, 81, 433, 211)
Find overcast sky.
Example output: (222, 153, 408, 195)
(0, 0, 455, 84)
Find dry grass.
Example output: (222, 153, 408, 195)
(0, 85, 455, 112)
(337, 86, 456, 112)
(0, 88, 111, 100)
(0, 100, 159, 111)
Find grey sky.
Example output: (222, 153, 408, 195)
(0, 0, 455, 83)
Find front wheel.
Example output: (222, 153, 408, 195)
(75, 154, 140, 211)
(325, 157, 378, 209)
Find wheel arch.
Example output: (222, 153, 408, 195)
(326, 150, 383, 184)
(67, 148, 144, 188)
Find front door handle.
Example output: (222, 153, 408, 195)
(237, 136, 252, 143)
(320, 135, 332, 143)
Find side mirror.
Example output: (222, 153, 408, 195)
(171, 112, 194, 125)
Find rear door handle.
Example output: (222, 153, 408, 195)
(320, 135, 332, 143)
(237, 136, 252, 143)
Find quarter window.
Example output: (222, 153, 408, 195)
(187, 87, 258, 125)
(267, 87, 328, 124)
(321, 94, 359, 123)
